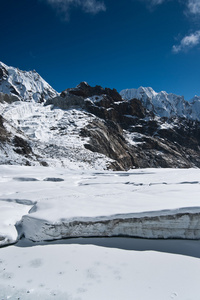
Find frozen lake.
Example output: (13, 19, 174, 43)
(0, 166, 200, 299)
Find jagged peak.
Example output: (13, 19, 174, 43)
(0, 61, 58, 102)
(120, 86, 200, 120)
(61, 82, 122, 102)
(120, 86, 157, 100)
(0, 61, 35, 73)
(0, 61, 8, 69)
(76, 81, 90, 88)
(190, 95, 200, 103)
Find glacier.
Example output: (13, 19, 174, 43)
(22, 208, 200, 242)
(1, 63, 200, 299)
(1, 165, 200, 300)
(1, 166, 200, 246)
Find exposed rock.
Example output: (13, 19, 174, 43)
(61, 81, 122, 101)
(126, 117, 200, 168)
(80, 119, 136, 171)
(47, 82, 147, 127)
(0, 65, 8, 80)
(0, 115, 10, 142)
(0, 92, 19, 104)
(13, 135, 32, 155)
(79, 117, 199, 170)
(44, 82, 200, 170)
(1, 69, 200, 171)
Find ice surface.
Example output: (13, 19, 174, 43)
(0, 166, 200, 245)
(0, 240, 200, 300)
(1, 165, 200, 299)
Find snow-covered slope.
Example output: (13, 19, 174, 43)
(1, 80, 200, 170)
(0, 100, 114, 169)
(1, 61, 200, 170)
(120, 86, 200, 120)
(189, 95, 200, 120)
(1, 166, 200, 246)
(1, 166, 200, 299)
(0, 62, 58, 102)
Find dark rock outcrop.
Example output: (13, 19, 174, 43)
(13, 135, 32, 155)
(80, 119, 136, 171)
(45, 82, 200, 170)
(61, 81, 122, 101)
(1, 77, 200, 170)
(0, 65, 8, 80)
(0, 93, 19, 104)
(80, 117, 200, 170)
(0, 115, 10, 142)
(46, 82, 147, 127)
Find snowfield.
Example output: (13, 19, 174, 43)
(1, 165, 200, 299)
(1, 240, 200, 300)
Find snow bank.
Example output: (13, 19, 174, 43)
(1, 166, 200, 245)
(22, 207, 200, 241)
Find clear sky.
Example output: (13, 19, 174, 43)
(1, 0, 200, 100)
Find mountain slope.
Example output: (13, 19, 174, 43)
(45, 82, 200, 169)
(1, 62, 200, 170)
(120, 86, 200, 121)
(0, 113, 43, 166)
(0, 62, 58, 102)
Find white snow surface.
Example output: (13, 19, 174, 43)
(0, 100, 113, 169)
(120, 86, 200, 120)
(0, 165, 200, 245)
(1, 166, 200, 299)
(0, 61, 58, 102)
(1, 240, 200, 300)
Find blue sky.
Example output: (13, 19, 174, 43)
(1, 0, 200, 100)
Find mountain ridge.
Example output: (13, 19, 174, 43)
(0, 61, 58, 103)
(1, 62, 200, 170)
(1, 61, 200, 122)
(120, 86, 200, 121)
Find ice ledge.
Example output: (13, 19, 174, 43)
(21, 207, 200, 242)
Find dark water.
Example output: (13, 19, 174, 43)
(16, 236, 200, 259)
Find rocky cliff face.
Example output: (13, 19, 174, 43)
(46, 82, 200, 170)
(1, 62, 200, 171)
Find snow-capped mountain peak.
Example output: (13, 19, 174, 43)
(0, 61, 58, 102)
(190, 95, 200, 103)
(120, 86, 200, 120)
(120, 86, 157, 102)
